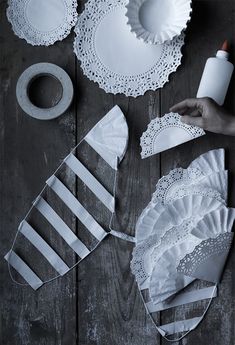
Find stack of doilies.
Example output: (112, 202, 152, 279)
(131, 148, 234, 338)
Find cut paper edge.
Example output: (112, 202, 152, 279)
(140, 113, 205, 158)
(84, 105, 129, 170)
(177, 233, 234, 283)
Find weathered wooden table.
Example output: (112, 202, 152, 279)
(1, 0, 235, 344)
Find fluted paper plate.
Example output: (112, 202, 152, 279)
(126, 0, 192, 44)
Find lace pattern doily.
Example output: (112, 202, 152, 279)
(151, 168, 204, 204)
(132, 195, 224, 288)
(7, 0, 78, 46)
(131, 217, 196, 287)
(177, 233, 234, 277)
(74, 0, 185, 97)
(151, 168, 226, 205)
(150, 218, 197, 264)
(140, 113, 205, 158)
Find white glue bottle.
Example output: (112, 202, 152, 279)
(197, 40, 234, 105)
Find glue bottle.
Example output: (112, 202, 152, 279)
(196, 40, 234, 105)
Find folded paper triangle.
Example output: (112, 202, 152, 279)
(85, 105, 128, 169)
(140, 113, 205, 158)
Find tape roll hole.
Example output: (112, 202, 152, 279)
(27, 74, 63, 109)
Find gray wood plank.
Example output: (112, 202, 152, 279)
(0, 1, 77, 345)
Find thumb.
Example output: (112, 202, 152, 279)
(180, 115, 204, 128)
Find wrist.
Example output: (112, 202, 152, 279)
(221, 116, 235, 136)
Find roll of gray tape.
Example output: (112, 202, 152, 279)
(16, 63, 74, 120)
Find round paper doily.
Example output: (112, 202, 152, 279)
(74, 0, 185, 97)
(7, 0, 78, 46)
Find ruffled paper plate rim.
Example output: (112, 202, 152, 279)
(126, 0, 192, 44)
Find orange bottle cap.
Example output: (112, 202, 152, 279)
(221, 40, 229, 52)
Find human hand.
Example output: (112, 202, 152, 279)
(170, 97, 235, 136)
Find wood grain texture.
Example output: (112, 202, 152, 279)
(0, 1, 77, 345)
(1, 0, 235, 344)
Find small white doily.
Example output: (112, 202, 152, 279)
(140, 113, 205, 158)
(7, 0, 78, 46)
(131, 218, 197, 288)
(151, 168, 225, 205)
(74, 0, 185, 97)
(177, 233, 233, 277)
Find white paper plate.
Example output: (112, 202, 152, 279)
(74, 0, 185, 97)
(126, 0, 192, 44)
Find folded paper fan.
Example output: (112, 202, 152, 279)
(135, 201, 165, 243)
(136, 194, 223, 243)
(191, 207, 235, 240)
(84, 105, 129, 170)
(177, 233, 234, 283)
(188, 148, 225, 173)
(149, 206, 235, 302)
(149, 239, 200, 304)
(152, 205, 235, 272)
(151, 218, 200, 268)
(131, 217, 197, 289)
(166, 170, 228, 204)
(132, 148, 231, 339)
(155, 195, 223, 234)
(132, 200, 228, 289)
(151, 169, 227, 205)
(140, 113, 205, 158)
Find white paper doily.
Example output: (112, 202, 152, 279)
(74, 0, 185, 97)
(7, 0, 78, 46)
(151, 168, 227, 205)
(132, 195, 223, 288)
(140, 113, 205, 158)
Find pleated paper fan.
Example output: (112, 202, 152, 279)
(84, 105, 129, 170)
(151, 169, 227, 205)
(132, 217, 196, 289)
(136, 194, 223, 244)
(131, 148, 231, 340)
(149, 239, 199, 304)
(191, 206, 235, 240)
(188, 148, 225, 173)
